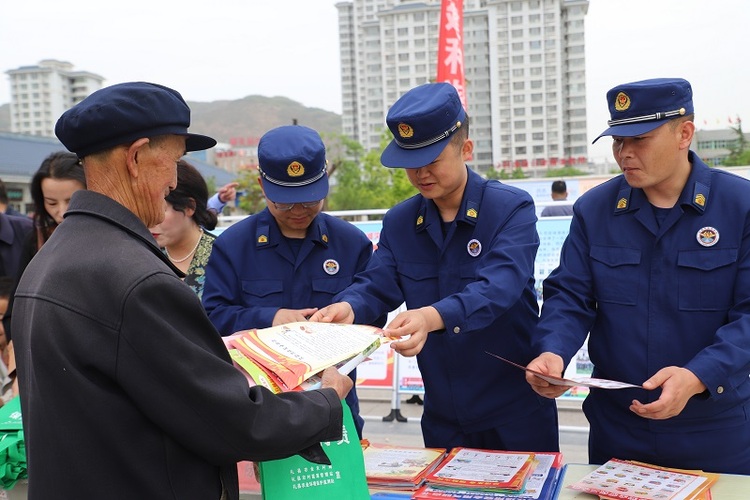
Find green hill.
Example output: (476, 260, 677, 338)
(0, 96, 343, 140)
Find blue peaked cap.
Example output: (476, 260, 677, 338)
(381, 82, 467, 168)
(257, 125, 329, 204)
(593, 78, 693, 143)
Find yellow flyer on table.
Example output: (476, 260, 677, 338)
(230, 322, 385, 390)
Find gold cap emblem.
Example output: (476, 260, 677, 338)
(287, 161, 305, 177)
(616, 197, 628, 209)
(398, 123, 414, 138)
(614, 92, 631, 112)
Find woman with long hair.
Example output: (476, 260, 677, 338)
(27, 151, 87, 254)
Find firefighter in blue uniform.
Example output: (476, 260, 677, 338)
(312, 83, 559, 452)
(526, 78, 750, 474)
(202, 125, 380, 438)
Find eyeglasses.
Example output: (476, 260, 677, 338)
(270, 200, 322, 211)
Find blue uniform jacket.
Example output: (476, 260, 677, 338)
(536, 152, 750, 439)
(337, 168, 554, 431)
(203, 209, 377, 335)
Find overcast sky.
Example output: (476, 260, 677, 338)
(1, 0, 747, 162)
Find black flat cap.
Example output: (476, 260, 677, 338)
(55, 81, 216, 157)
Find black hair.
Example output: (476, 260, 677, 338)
(551, 180, 567, 194)
(449, 113, 470, 148)
(165, 160, 218, 231)
(31, 151, 87, 244)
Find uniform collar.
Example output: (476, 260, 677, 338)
(415, 166, 481, 233)
(612, 150, 711, 216)
(254, 208, 330, 248)
(681, 151, 711, 213)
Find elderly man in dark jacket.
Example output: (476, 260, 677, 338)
(12, 82, 352, 500)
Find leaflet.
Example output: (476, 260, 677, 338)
(486, 352, 641, 390)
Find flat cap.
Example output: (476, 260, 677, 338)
(55, 82, 216, 157)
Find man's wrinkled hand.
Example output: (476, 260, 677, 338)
(320, 366, 353, 400)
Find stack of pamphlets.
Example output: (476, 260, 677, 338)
(413, 448, 564, 499)
(567, 459, 718, 500)
(362, 443, 446, 491)
(225, 322, 386, 393)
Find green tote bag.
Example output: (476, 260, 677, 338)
(259, 402, 369, 500)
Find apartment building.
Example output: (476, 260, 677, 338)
(336, 0, 589, 174)
(6, 59, 104, 137)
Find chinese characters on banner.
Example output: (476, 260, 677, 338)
(437, 0, 466, 109)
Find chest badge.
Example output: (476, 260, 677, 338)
(467, 239, 482, 257)
(696, 227, 719, 247)
(323, 259, 340, 275)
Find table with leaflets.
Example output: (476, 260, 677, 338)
(557, 464, 750, 500)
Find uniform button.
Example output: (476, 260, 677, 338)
(453, 326, 460, 334)
(717, 386, 724, 394)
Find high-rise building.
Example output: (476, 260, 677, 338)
(336, 0, 589, 174)
(6, 59, 104, 137)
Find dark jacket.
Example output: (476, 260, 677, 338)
(0, 212, 32, 280)
(13, 190, 343, 500)
(337, 168, 556, 439)
(535, 152, 750, 472)
(202, 208, 382, 439)
(203, 208, 378, 334)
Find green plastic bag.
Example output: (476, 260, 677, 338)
(259, 402, 369, 500)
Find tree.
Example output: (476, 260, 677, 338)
(544, 166, 587, 177)
(204, 177, 217, 197)
(233, 168, 266, 215)
(485, 167, 503, 180)
(723, 119, 750, 167)
(326, 130, 417, 211)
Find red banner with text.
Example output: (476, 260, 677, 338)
(437, 0, 466, 109)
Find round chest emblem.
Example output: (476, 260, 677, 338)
(467, 239, 482, 257)
(696, 227, 719, 247)
(323, 259, 340, 275)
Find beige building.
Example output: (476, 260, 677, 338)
(336, 0, 589, 174)
(694, 128, 750, 167)
(6, 59, 104, 137)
